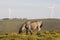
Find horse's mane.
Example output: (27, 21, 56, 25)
(18, 22, 26, 33)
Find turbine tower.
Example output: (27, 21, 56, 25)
(48, 5, 55, 18)
(48, 0, 55, 18)
(8, 8, 11, 18)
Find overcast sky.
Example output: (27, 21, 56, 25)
(0, 0, 60, 19)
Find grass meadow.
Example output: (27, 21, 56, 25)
(0, 31, 60, 40)
(0, 18, 60, 40)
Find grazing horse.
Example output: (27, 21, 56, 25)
(19, 20, 43, 35)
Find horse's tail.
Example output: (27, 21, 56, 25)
(40, 22, 43, 28)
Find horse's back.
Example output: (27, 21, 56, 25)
(36, 21, 42, 26)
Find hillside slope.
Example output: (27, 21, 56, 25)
(0, 18, 60, 33)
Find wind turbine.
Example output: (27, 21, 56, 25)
(48, 0, 56, 18)
(48, 5, 55, 18)
(8, 8, 11, 18)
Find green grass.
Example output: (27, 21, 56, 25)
(0, 31, 60, 40)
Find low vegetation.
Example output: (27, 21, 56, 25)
(0, 31, 60, 40)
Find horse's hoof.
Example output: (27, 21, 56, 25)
(37, 33, 40, 35)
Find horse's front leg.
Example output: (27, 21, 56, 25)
(26, 28, 29, 35)
(29, 30, 33, 35)
(26, 28, 32, 35)
(37, 27, 41, 35)
(28, 26, 33, 35)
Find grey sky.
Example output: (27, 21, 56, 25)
(0, 0, 60, 19)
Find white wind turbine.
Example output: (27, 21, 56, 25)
(48, 5, 55, 18)
(8, 8, 11, 18)
(48, 0, 56, 18)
